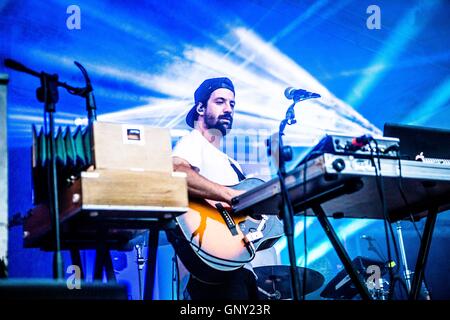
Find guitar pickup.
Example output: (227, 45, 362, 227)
(215, 203, 238, 236)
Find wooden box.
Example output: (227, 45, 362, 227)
(92, 121, 173, 172)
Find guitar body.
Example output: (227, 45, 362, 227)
(167, 178, 284, 284)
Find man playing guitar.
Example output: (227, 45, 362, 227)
(171, 77, 280, 300)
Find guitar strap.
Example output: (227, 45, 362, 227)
(228, 159, 246, 182)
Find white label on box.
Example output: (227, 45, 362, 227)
(122, 124, 145, 145)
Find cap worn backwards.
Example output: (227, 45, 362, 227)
(186, 77, 235, 128)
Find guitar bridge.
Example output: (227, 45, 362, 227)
(246, 231, 263, 242)
(215, 203, 238, 236)
(246, 214, 268, 242)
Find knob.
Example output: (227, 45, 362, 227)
(332, 158, 345, 172)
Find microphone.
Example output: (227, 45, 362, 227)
(4, 58, 27, 72)
(284, 87, 321, 101)
(4, 58, 40, 77)
(361, 235, 374, 241)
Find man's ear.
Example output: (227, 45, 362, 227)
(196, 102, 205, 115)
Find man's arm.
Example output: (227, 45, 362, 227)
(173, 156, 243, 205)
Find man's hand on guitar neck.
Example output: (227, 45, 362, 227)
(173, 156, 246, 205)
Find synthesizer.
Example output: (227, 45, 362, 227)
(232, 153, 450, 222)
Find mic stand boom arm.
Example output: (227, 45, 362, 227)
(5, 58, 96, 122)
(73, 61, 97, 123)
(3, 58, 96, 279)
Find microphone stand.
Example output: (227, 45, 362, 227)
(19, 66, 64, 279)
(4, 58, 95, 279)
(364, 237, 386, 262)
(275, 101, 303, 300)
(41, 74, 65, 279)
(135, 243, 146, 300)
(396, 222, 412, 293)
(273, 91, 321, 301)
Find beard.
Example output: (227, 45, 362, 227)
(205, 113, 233, 136)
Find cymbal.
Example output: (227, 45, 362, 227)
(254, 265, 325, 300)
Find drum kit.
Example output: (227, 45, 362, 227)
(255, 265, 325, 300)
(255, 257, 391, 300)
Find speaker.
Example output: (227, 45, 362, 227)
(0, 279, 128, 299)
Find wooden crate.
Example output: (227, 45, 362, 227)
(92, 122, 173, 172)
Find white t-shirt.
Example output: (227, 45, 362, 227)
(172, 129, 243, 186)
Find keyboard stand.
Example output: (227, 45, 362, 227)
(409, 205, 438, 300)
(294, 178, 372, 300)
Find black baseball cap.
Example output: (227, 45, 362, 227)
(186, 77, 235, 128)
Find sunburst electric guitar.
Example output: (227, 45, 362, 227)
(167, 178, 284, 283)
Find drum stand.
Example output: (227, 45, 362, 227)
(396, 221, 431, 299)
(396, 221, 412, 292)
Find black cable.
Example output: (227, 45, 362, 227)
(302, 159, 308, 300)
(378, 145, 403, 300)
(296, 149, 350, 300)
(396, 153, 432, 299)
(369, 141, 395, 299)
(374, 140, 404, 300)
(297, 149, 351, 300)
(396, 154, 418, 255)
(292, 149, 325, 300)
(395, 152, 423, 239)
(373, 142, 401, 269)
